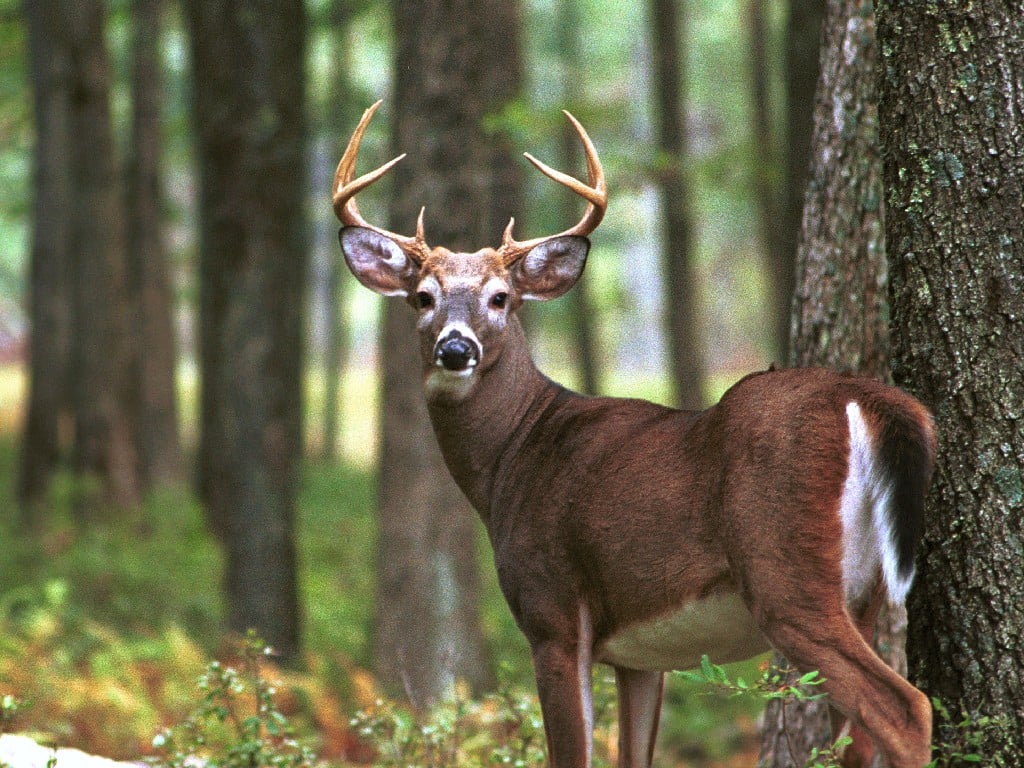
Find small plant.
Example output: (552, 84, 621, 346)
(678, 655, 851, 768)
(927, 696, 1006, 767)
(149, 631, 317, 768)
(1, 694, 24, 734)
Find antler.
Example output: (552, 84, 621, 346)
(498, 111, 607, 265)
(332, 100, 430, 263)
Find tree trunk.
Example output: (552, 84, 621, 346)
(65, 0, 140, 511)
(557, 0, 600, 396)
(878, 1, 1024, 760)
(126, 0, 181, 488)
(185, 0, 307, 661)
(776, 0, 825, 365)
(373, 0, 496, 704)
(647, 0, 704, 409)
(318, 0, 357, 462)
(20, 0, 74, 519)
(759, 0, 898, 763)
(745, 0, 785, 365)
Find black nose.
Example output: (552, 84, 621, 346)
(435, 332, 478, 371)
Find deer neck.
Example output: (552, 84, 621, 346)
(425, 315, 559, 521)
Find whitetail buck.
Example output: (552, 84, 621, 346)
(333, 101, 935, 768)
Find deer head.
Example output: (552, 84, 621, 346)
(334, 101, 607, 401)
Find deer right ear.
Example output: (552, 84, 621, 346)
(340, 226, 419, 297)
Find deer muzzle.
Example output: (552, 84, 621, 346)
(434, 328, 481, 373)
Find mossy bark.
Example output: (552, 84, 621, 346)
(877, 1, 1024, 762)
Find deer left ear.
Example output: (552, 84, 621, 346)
(340, 226, 419, 297)
(512, 236, 590, 301)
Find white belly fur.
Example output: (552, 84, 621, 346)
(596, 591, 771, 672)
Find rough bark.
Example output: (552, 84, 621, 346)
(647, 0, 704, 409)
(185, 0, 307, 661)
(878, 2, 1024, 761)
(374, 0, 498, 704)
(126, 0, 181, 488)
(19, 0, 74, 518)
(65, 0, 141, 510)
(759, 0, 901, 763)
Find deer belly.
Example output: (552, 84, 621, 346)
(595, 592, 771, 672)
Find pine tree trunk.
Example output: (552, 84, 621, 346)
(759, 0, 898, 763)
(185, 0, 307, 661)
(647, 0, 704, 409)
(374, 0, 499, 704)
(878, 1, 1024, 760)
(20, 0, 74, 519)
(127, 0, 181, 488)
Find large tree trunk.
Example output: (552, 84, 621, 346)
(20, 0, 74, 519)
(185, 0, 307, 661)
(374, 0, 497, 705)
(647, 0, 704, 409)
(126, 0, 181, 489)
(65, 0, 141, 511)
(878, 1, 1024, 760)
(759, 0, 897, 762)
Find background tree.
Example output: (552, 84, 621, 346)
(372, 0, 511, 704)
(19, 0, 73, 519)
(759, 0, 892, 762)
(878, 0, 1024, 759)
(184, 0, 308, 661)
(126, 0, 181, 489)
(647, 0, 704, 408)
(66, 0, 140, 511)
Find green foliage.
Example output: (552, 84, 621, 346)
(927, 697, 1007, 767)
(678, 655, 851, 768)
(150, 632, 318, 768)
(351, 673, 617, 768)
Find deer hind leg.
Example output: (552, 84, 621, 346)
(613, 667, 664, 768)
(763, 610, 931, 768)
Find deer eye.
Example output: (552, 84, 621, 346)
(416, 291, 434, 310)
(490, 292, 509, 310)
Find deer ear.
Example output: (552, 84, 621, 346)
(512, 236, 590, 301)
(340, 226, 419, 297)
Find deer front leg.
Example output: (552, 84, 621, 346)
(614, 667, 664, 768)
(531, 637, 594, 768)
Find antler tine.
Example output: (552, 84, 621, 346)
(332, 100, 429, 260)
(500, 110, 607, 265)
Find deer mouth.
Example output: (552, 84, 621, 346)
(434, 328, 481, 374)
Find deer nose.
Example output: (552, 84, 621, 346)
(434, 330, 480, 372)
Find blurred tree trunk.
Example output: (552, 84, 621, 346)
(185, 0, 307, 661)
(126, 0, 181, 488)
(558, 0, 600, 396)
(66, 0, 141, 511)
(375, 0, 498, 705)
(775, 0, 825, 364)
(745, 0, 785, 364)
(20, 0, 74, 519)
(759, 0, 896, 763)
(879, 0, 1024, 760)
(318, 0, 357, 462)
(646, 0, 704, 409)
